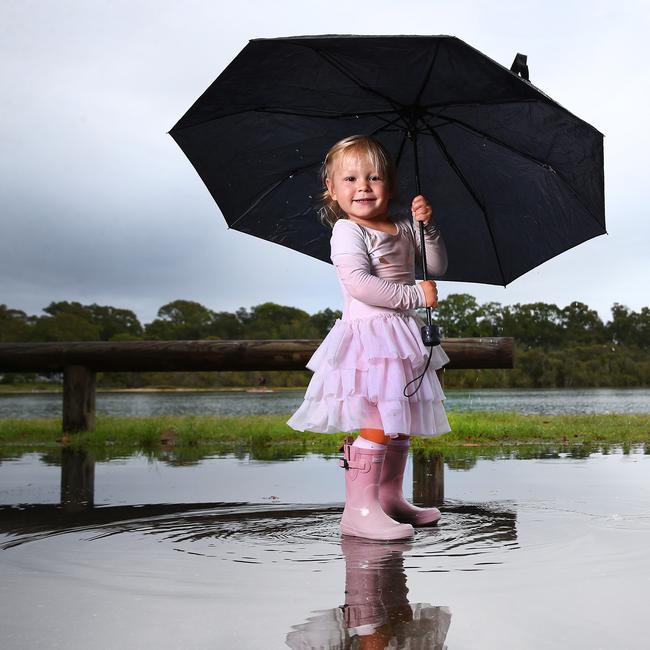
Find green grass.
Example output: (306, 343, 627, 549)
(1, 412, 649, 461)
(440, 412, 650, 445)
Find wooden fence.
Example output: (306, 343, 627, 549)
(0, 337, 514, 431)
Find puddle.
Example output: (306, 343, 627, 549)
(1, 449, 650, 648)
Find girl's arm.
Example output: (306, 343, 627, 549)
(413, 220, 448, 278)
(330, 221, 426, 310)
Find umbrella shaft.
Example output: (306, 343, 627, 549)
(412, 134, 432, 327)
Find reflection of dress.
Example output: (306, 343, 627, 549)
(285, 605, 452, 650)
(287, 217, 451, 438)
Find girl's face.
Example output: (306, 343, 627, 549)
(325, 151, 392, 222)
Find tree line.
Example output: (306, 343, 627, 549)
(1, 296, 649, 388)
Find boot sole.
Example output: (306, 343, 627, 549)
(340, 523, 414, 540)
(385, 509, 442, 527)
(413, 515, 441, 527)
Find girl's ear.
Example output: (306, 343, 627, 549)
(325, 177, 336, 201)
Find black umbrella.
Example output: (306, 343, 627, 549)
(169, 34, 605, 291)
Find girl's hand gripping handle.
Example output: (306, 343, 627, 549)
(411, 195, 434, 225)
(418, 280, 438, 307)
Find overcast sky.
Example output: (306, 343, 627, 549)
(2, 0, 649, 324)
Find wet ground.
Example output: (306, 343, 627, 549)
(1, 448, 650, 648)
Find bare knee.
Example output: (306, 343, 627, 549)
(359, 428, 392, 445)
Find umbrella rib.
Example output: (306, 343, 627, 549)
(421, 117, 508, 286)
(433, 113, 551, 166)
(367, 115, 407, 137)
(253, 107, 397, 119)
(228, 160, 321, 229)
(424, 98, 603, 136)
(170, 107, 398, 133)
(393, 129, 410, 176)
(413, 41, 441, 105)
(253, 107, 405, 132)
(424, 98, 539, 110)
(254, 105, 411, 138)
(432, 112, 605, 230)
(302, 45, 403, 113)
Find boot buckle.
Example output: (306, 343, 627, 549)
(339, 458, 371, 472)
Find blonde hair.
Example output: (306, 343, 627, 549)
(319, 135, 396, 227)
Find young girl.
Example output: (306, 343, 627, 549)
(287, 135, 450, 541)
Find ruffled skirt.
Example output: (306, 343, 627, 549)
(287, 312, 450, 438)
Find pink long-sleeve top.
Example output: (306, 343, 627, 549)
(330, 217, 448, 321)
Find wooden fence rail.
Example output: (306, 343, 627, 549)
(0, 338, 514, 432)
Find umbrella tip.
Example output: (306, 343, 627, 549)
(510, 53, 529, 81)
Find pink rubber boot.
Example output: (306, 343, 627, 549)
(340, 437, 414, 541)
(379, 445, 441, 526)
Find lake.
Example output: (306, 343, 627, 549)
(1, 386, 650, 419)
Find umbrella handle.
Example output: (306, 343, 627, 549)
(419, 216, 441, 346)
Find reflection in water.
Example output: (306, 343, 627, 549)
(412, 452, 444, 506)
(60, 447, 95, 511)
(10, 448, 449, 516)
(287, 537, 452, 649)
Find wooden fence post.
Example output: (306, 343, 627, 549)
(63, 365, 96, 432)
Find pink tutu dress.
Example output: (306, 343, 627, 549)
(287, 217, 451, 438)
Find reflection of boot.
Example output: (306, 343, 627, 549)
(379, 446, 441, 526)
(341, 535, 412, 637)
(340, 437, 413, 541)
(286, 535, 452, 649)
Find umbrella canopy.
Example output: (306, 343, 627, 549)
(169, 35, 605, 286)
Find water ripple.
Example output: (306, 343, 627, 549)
(1, 500, 518, 571)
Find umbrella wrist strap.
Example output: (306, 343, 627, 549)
(403, 345, 435, 398)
